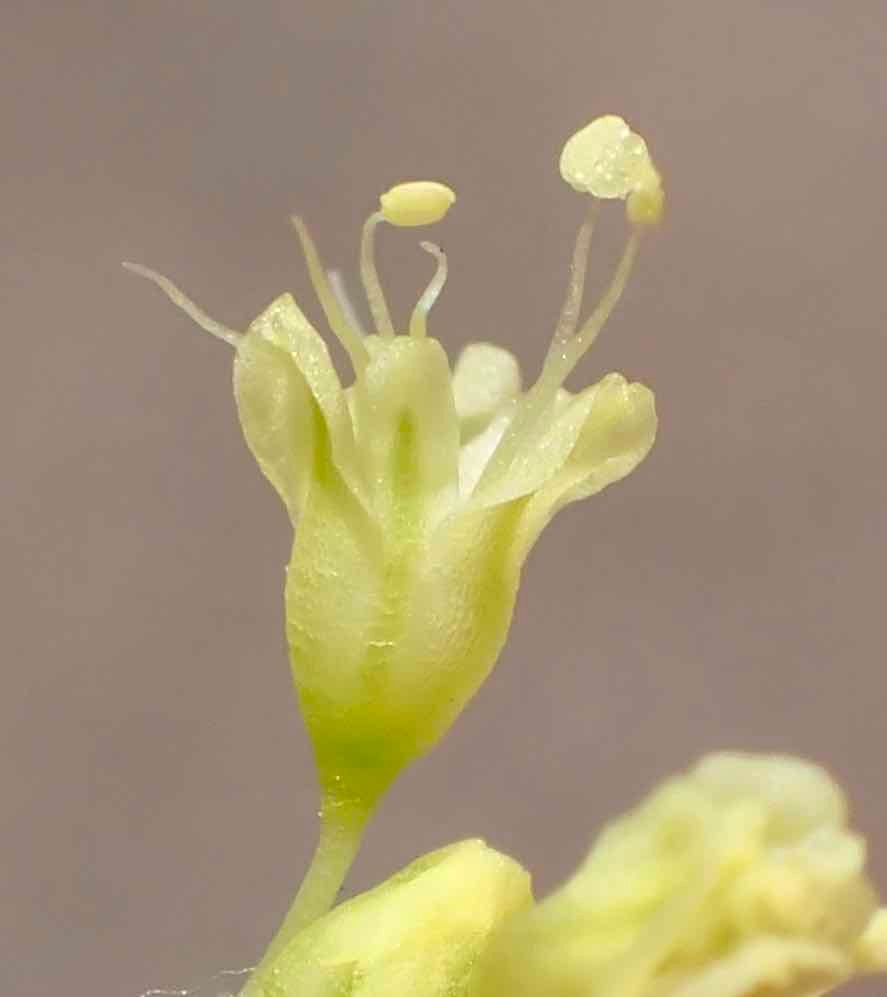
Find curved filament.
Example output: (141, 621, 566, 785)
(360, 211, 395, 338)
(408, 242, 448, 339)
(545, 201, 599, 363)
(122, 262, 240, 346)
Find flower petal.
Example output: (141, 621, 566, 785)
(350, 336, 460, 514)
(515, 374, 656, 553)
(234, 293, 360, 519)
(288, 472, 523, 806)
(458, 407, 513, 498)
(693, 753, 847, 837)
(452, 342, 522, 440)
(468, 388, 593, 509)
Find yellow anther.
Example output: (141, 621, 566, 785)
(560, 115, 659, 201)
(627, 173, 665, 227)
(379, 181, 456, 227)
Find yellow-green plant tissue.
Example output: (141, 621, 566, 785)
(246, 839, 531, 997)
(130, 111, 886, 997)
(476, 753, 887, 997)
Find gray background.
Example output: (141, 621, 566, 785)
(4, 3, 887, 995)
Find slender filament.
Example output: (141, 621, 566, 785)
(543, 230, 640, 387)
(360, 211, 396, 338)
(327, 268, 368, 338)
(121, 263, 240, 346)
(545, 200, 600, 362)
(476, 229, 641, 496)
(408, 242, 448, 339)
(291, 216, 369, 371)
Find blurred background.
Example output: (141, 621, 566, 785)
(3, 2, 887, 994)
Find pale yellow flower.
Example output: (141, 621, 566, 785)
(476, 753, 887, 997)
(126, 120, 661, 825)
(126, 118, 662, 969)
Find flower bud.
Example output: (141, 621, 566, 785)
(246, 839, 531, 997)
(476, 753, 887, 997)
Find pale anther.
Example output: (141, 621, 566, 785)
(380, 182, 456, 228)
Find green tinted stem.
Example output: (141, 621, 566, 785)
(251, 796, 371, 978)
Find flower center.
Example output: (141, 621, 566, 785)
(122, 115, 663, 499)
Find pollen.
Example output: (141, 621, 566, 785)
(560, 115, 657, 206)
(379, 181, 456, 227)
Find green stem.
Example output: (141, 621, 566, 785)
(249, 795, 371, 983)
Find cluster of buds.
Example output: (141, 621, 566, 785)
(477, 753, 887, 997)
(253, 754, 887, 997)
(132, 114, 886, 997)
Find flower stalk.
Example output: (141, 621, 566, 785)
(255, 794, 371, 974)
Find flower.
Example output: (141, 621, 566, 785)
(244, 838, 531, 997)
(475, 753, 887, 997)
(125, 118, 660, 824)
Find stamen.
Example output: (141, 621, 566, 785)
(291, 216, 369, 371)
(408, 242, 447, 339)
(122, 262, 240, 346)
(545, 201, 599, 362)
(474, 229, 641, 497)
(360, 211, 396, 338)
(327, 269, 368, 338)
(542, 230, 640, 388)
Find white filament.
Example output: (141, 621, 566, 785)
(545, 201, 599, 362)
(291, 216, 369, 371)
(360, 211, 395, 338)
(122, 263, 240, 347)
(327, 269, 368, 338)
(542, 231, 639, 388)
(408, 242, 448, 339)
